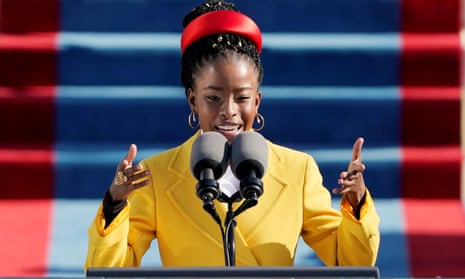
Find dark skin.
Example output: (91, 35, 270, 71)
(187, 53, 261, 142)
(108, 52, 367, 211)
(334, 137, 367, 208)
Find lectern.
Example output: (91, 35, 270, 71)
(87, 266, 380, 278)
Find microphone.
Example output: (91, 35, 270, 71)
(230, 131, 268, 212)
(190, 131, 230, 222)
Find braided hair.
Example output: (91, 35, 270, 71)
(180, 0, 264, 97)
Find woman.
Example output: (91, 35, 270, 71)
(85, 0, 380, 268)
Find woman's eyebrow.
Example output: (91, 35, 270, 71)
(202, 85, 223, 91)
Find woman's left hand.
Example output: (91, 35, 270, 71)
(332, 137, 367, 208)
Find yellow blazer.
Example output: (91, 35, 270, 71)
(85, 132, 380, 268)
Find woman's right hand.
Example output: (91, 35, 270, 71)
(109, 144, 151, 201)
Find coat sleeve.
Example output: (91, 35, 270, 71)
(336, 191, 380, 266)
(300, 155, 380, 266)
(84, 161, 157, 270)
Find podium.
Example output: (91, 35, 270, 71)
(86, 266, 380, 278)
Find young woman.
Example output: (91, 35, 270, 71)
(85, 0, 379, 268)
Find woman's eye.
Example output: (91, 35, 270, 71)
(237, 96, 250, 102)
(207, 95, 220, 102)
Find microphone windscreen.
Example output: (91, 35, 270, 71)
(230, 131, 268, 179)
(190, 131, 230, 180)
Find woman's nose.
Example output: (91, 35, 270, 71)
(221, 98, 238, 118)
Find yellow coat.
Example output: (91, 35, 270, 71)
(85, 132, 380, 268)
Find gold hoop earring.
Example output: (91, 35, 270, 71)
(254, 113, 265, 131)
(188, 111, 199, 129)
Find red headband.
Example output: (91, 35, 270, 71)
(181, 10, 262, 54)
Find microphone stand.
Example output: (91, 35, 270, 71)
(220, 191, 260, 266)
(218, 192, 240, 266)
(201, 182, 263, 266)
(225, 201, 237, 266)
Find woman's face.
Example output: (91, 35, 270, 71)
(188, 54, 261, 142)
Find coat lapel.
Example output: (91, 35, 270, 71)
(232, 142, 288, 238)
(166, 132, 287, 266)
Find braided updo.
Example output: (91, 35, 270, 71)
(180, 0, 264, 97)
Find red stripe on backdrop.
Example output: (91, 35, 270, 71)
(0, 33, 56, 51)
(399, 0, 462, 198)
(0, 88, 56, 200)
(403, 199, 465, 277)
(400, 0, 461, 87)
(0, 86, 56, 145)
(0, 0, 59, 34)
(400, 0, 464, 276)
(0, 0, 58, 197)
(0, 34, 58, 87)
(0, 1, 58, 275)
(401, 0, 461, 33)
(402, 146, 462, 199)
(400, 33, 461, 87)
(0, 146, 54, 198)
(0, 200, 52, 277)
(401, 86, 461, 146)
(0, 0, 59, 87)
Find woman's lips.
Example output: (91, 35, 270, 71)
(216, 124, 242, 141)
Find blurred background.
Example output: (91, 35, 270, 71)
(0, 0, 464, 277)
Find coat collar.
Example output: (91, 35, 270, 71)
(166, 131, 288, 265)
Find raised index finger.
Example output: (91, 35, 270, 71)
(125, 144, 137, 163)
(351, 137, 364, 162)
(118, 144, 137, 170)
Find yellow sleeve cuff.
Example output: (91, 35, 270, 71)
(340, 189, 373, 221)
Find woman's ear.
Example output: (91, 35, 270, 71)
(255, 90, 262, 110)
(187, 88, 196, 111)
